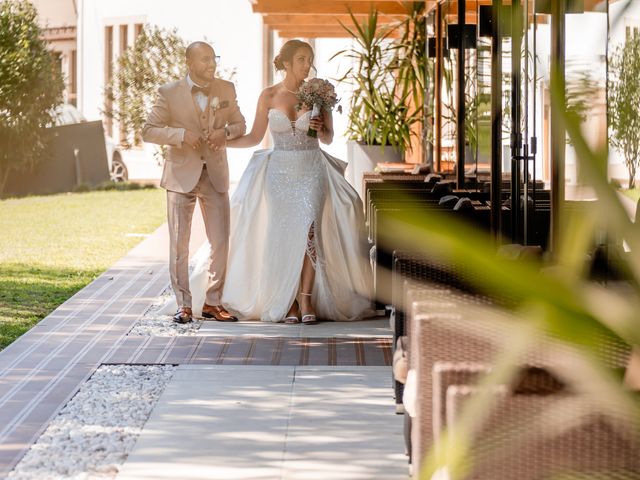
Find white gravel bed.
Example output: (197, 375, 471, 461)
(129, 288, 203, 336)
(128, 244, 211, 336)
(8, 365, 176, 480)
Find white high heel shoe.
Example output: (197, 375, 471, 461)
(299, 292, 317, 324)
(284, 300, 300, 324)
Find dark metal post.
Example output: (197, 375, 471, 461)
(435, 2, 443, 172)
(523, 0, 530, 245)
(550, 0, 566, 255)
(511, 0, 523, 243)
(491, 0, 503, 240)
(457, 0, 466, 189)
(531, 1, 538, 246)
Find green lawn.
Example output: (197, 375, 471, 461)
(622, 188, 640, 203)
(0, 189, 167, 350)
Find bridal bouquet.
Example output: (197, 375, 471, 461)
(295, 78, 339, 137)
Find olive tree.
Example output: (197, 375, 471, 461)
(609, 35, 640, 189)
(0, 0, 64, 195)
(104, 25, 186, 149)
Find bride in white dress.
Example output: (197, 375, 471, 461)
(221, 40, 373, 323)
(159, 40, 373, 322)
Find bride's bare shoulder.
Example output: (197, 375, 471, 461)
(259, 85, 280, 104)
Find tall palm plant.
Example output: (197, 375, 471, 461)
(333, 7, 424, 152)
(392, 2, 427, 151)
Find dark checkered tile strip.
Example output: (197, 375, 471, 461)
(104, 337, 392, 366)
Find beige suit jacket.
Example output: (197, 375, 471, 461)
(142, 77, 246, 193)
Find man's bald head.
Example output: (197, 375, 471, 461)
(186, 41, 215, 60)
(185, 42, 218, 85)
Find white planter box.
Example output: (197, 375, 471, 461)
(346, 141, 403, 200)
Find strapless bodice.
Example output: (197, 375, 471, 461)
(268, 109, 319, 151)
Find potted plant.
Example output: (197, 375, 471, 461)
(333, 6, 425, 195)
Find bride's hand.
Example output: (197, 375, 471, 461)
(206, 129, 227, 151)
(309, 116, 324, 133)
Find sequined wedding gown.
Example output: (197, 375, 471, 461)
(220, 109, 374, 322)
(157, 109, 373, 321)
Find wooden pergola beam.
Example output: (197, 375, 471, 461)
(252, 0, 415, 15)
(275, 26, 402, 38)
(275, 27, 351, 34)
(262, 13, 405, 27)
(277, 31, 355, 38)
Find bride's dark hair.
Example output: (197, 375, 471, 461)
(274, 39, 314, 72)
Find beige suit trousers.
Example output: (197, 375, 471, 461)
(167, 166, 229, 309)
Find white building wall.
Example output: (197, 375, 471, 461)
(32, 0, 78, 105)
(310, 38, 353, 161)
(565, 11, 608, 186)
(32, 0, 76, 27)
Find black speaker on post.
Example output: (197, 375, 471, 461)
(479, 5, 493, 38)
(479, 5, 514, 38)
(447, 24, 477, 49)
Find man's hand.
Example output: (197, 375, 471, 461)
(183, 130, 203, 150)
(206, 128, 227, 151)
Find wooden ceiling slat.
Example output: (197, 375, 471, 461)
(276, 29, 352, 35)
(262, 13, 405, 26)
(272, 25, 399, 32)
(278, 31, 365, 38)
(276, 29, 402, 38)
(252, 0, 413, 15)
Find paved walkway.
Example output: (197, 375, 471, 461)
(0, 205, 405, 479)
(117, 366, 405, 480)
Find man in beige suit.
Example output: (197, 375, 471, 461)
(143, 42, 246, 323)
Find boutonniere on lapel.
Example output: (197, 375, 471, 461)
(210, 97, 229, 111)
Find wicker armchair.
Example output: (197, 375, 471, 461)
(437, 364, 640, 479)
(406, 287, 632, 475)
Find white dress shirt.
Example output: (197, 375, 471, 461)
(186, 74, 209, 112)
(180, 74, 210, 145)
